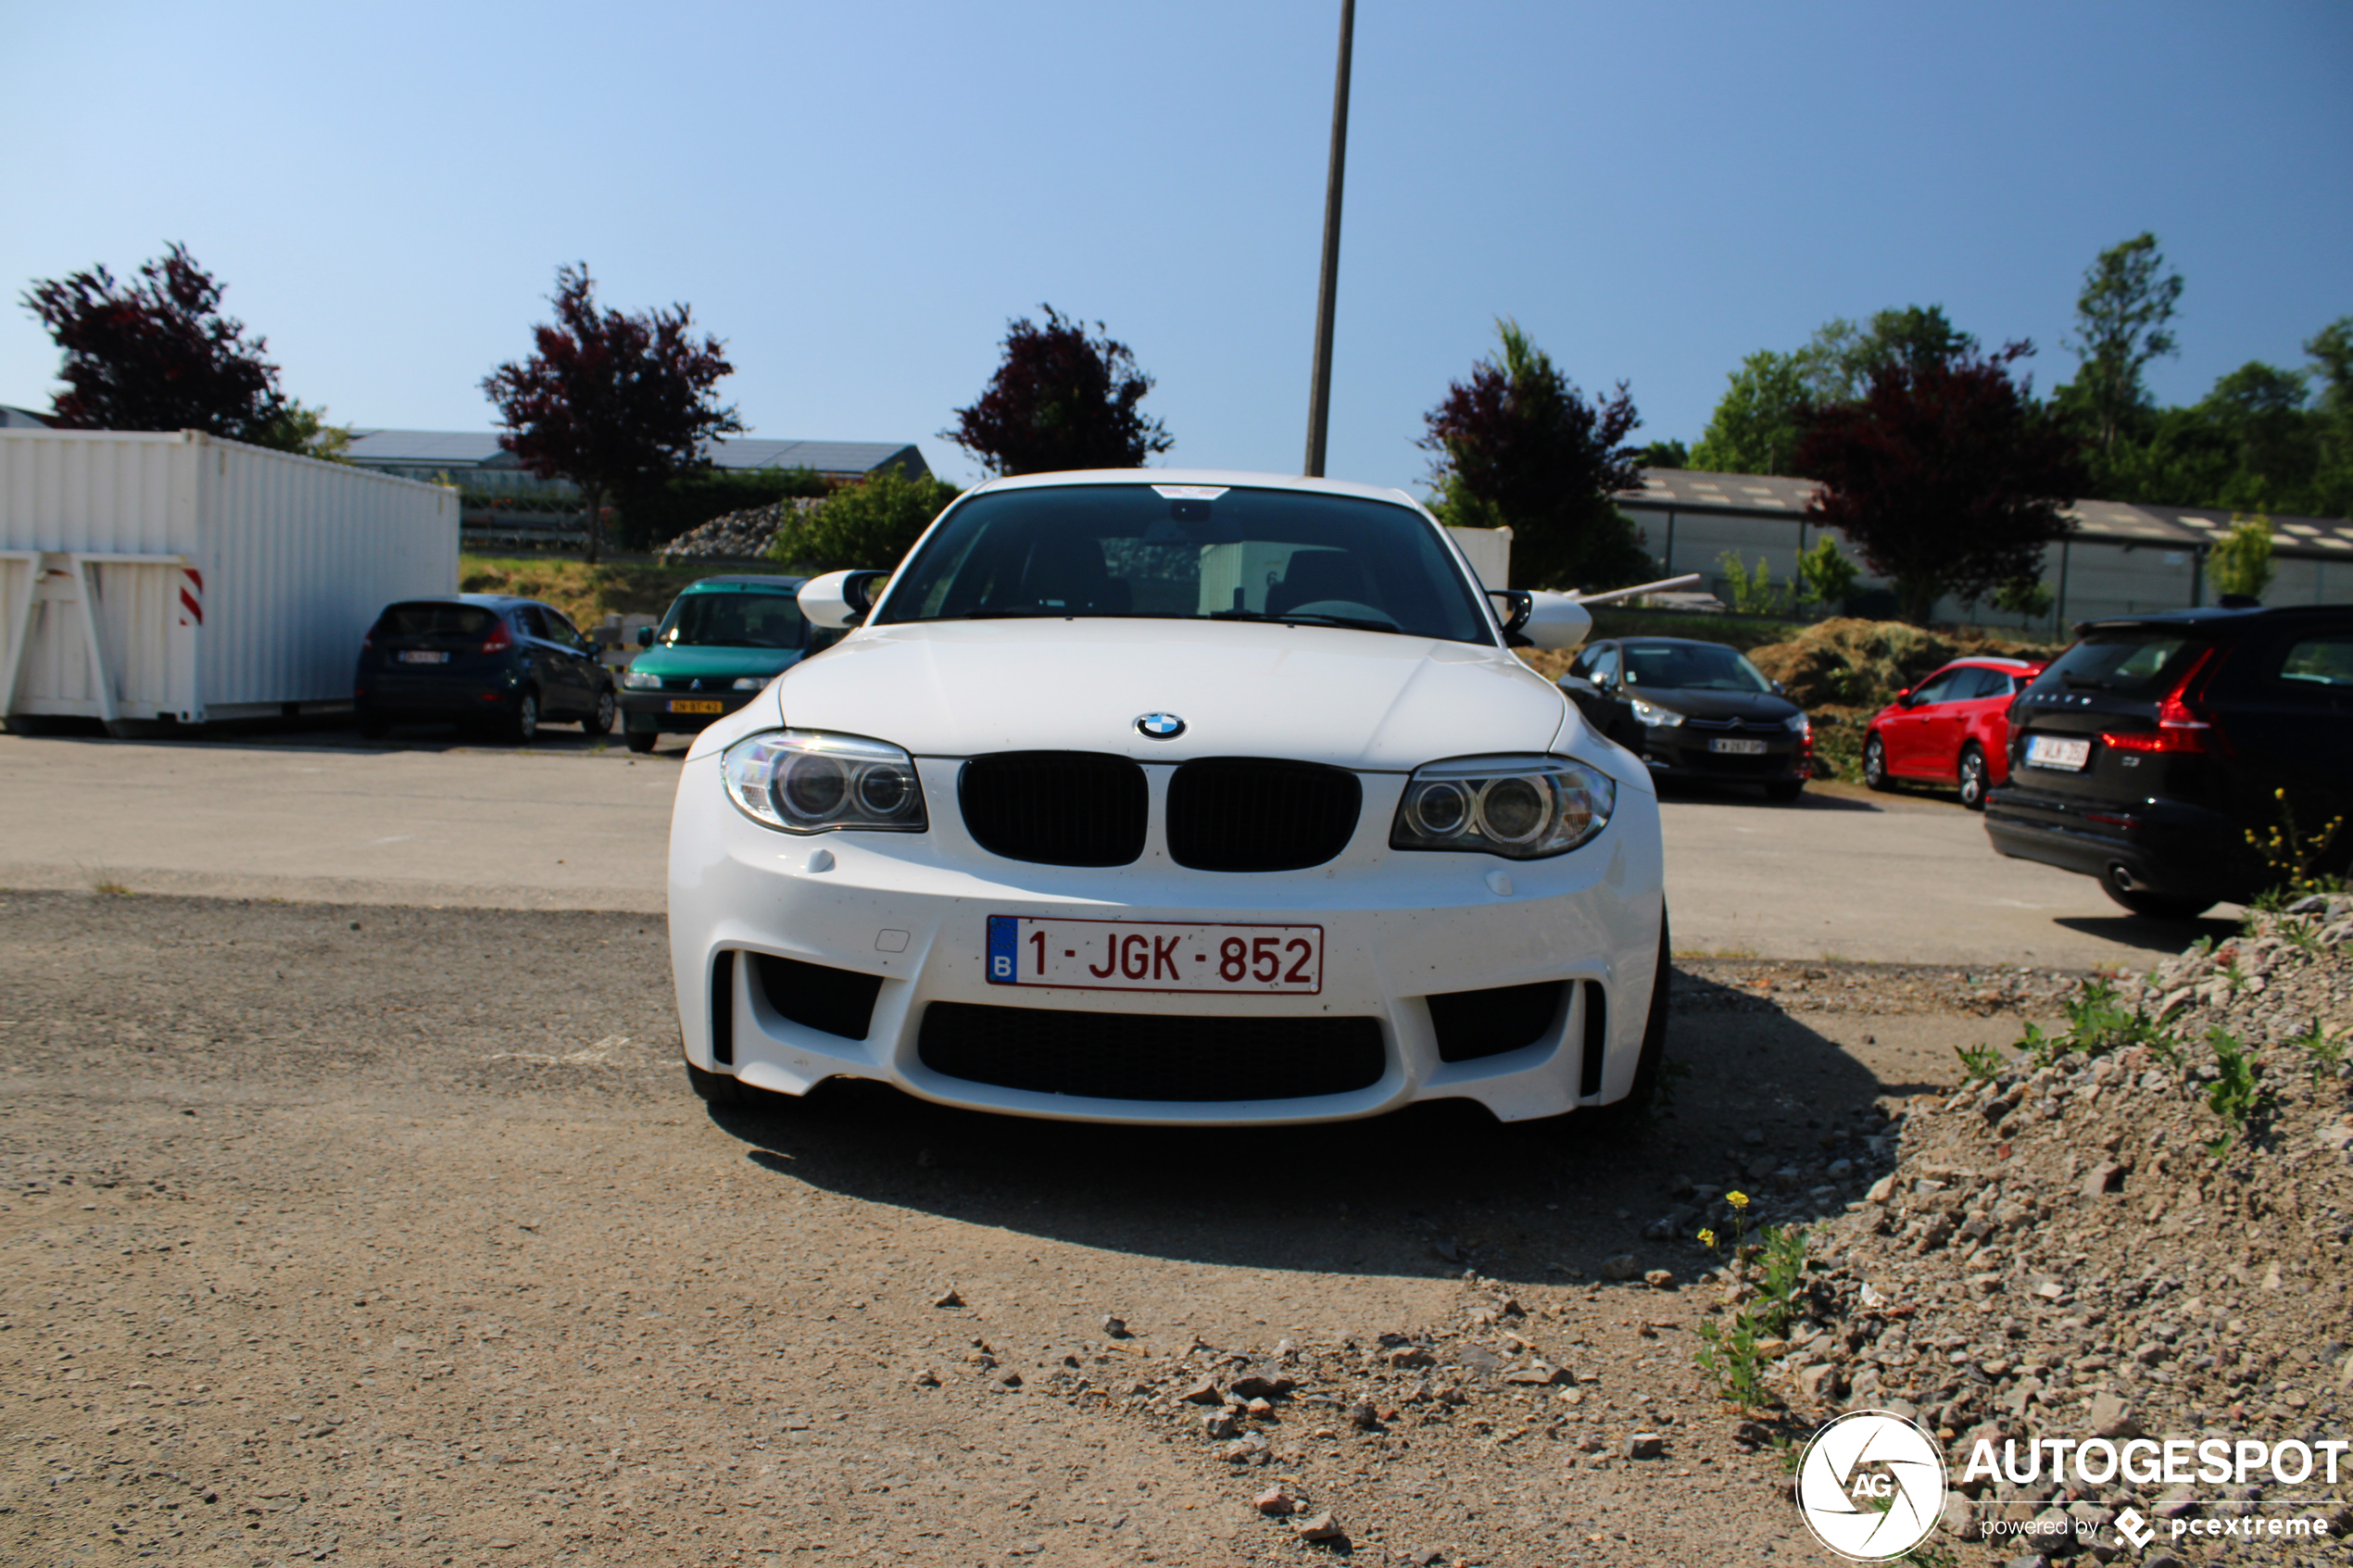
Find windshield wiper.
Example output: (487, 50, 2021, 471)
(1208, 608, 1401, 634)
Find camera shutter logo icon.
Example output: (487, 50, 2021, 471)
(1793, 1409, 1949, 1561)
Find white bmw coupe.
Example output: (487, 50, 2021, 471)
(665, 470, 1667, 1128)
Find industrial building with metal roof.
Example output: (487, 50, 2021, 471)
(1615, 469, 2352, 629)
(342, 429, 928, 492)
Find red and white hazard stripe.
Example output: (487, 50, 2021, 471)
(179, 567, 204, 627)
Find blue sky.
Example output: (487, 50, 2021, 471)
(4, 1, 2348, 494)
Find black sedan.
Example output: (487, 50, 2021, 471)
(1559, 637, 1813, 802)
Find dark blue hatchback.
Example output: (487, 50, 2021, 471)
(355, 595, 616, 744)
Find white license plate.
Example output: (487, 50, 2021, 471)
(1708, 737, 1768, 755)
(396, 650, 448, 664)
(987, 916, 1323, 995)
(2027, 734, 2091, 771)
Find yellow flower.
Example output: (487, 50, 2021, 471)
(1727, 1191, 1750, 1210)
(1698, 1228, 1717, 1248)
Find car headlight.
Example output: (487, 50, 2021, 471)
(733, 676, 769, 691)
(1630, 698, 1684, 728)
(720, 730, 927, 834)
(1784, 711, 1810, 734)
(1390, 755, 1614, 859)
(622, 670, 661, 690)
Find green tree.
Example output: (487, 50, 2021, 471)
(770, 468, 963, 573)
(1419, 319, 1654, 589)
(1690, 349, 1811, 475)
(2208, 513, 2275, 601)
(2197, 362, 2316, 511)
(248, 399, 353, 461)
(1994, 577, 2055, 626)
(2064, 232, 2184, 455)
(1636, 437, 1687, 470)
(2306, 317, 2353, 519)
(1801, 306, 1978, 404)
(1794, 533, 1860, 609)
(1692, 306, 1975, 476)
(1716, 552, 1785, 615)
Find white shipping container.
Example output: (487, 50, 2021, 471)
(1445, 524, 1512, 591)
(0, 429, 458, 732)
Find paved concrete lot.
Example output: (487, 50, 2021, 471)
(0, 727, 2235, 967)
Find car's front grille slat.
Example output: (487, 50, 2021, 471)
(1166, 758, 1362, 872)
(918, 1002, 1384, 1100)
(959, 752, 1148, 867)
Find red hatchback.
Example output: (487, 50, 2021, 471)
(1862, 656, 2046, 809)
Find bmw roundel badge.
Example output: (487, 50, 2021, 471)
(1134, 712, 1186, 740)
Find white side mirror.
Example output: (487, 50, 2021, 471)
(799, 570, 888, 631)
(1519, 592, 1592, 651)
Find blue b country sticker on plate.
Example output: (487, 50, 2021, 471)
(987, 914, 1019, 984)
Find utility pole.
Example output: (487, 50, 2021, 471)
(1302, 0, 1354, 478)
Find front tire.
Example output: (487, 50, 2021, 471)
(507, 688, 540, 746)
(1957, 743, 1990, 810)
(1862, 733, 1891, 792)
(2098, 865, 2214, 921)
(626, 731, 659, 755)
(584, 685, 616, 736)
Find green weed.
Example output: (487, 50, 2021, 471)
(2016, 979, 2181, 1070)
(2203, 1027, 2273, 1156)
(2245, 787, 2347, 902)
(1693, 1223, 1810, 1412)
(1955, 1042, 2003, 1085)
(2287, 1018, 2349, 1085)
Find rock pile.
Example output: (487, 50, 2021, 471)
(1772, 897, 2353, 1551)
(659, 497, 820, 560)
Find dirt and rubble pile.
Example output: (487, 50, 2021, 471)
(659, 496, 822, 560)
(1771, 895, 2353, 1549)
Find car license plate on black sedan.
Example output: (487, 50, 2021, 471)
(1708, 737, 1768, 755)
(2026, 734, 2092, 771)
(987, 915, 1323, 995)
(396, 650, 448, 664)
(667, 698, 724, 714)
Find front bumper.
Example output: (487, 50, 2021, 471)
(622, 688, 759, 734)
(667, 755, 1666, 1126)
(1982, 785, 2252, 903)
(1636, 731, 1808, 783)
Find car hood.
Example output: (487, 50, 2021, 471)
(750, 618, 1572, 769)
(628, 645, 806, 681)
(1622, 685, 1802, 721)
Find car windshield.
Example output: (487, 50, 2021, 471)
(1620, 641, 1772, 693)
(874, 483, 1494, 645)
(660, 592, 806, 649)
(2040, 634, 2193, 696)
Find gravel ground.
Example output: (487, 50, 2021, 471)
(0, 891, 2075, 1567)
(1777, 898, 2353, 1564)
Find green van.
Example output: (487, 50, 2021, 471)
(619, 574, 818, 753)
